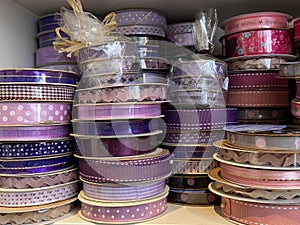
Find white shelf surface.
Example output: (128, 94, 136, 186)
(54, 204, 232, 225)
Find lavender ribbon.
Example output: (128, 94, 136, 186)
(72, 118, 161, 136)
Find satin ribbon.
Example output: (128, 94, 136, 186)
(115, 9, 167, 28)
(0, 181, 79, 207)
(222, 29, 293, 58)
(76, 148, 172, 183)
(162, 144, 218, 158)
(75, 133, 160, 157)
(0, 124, 71, 141)
(0, 84, 75, 101)
(0, 154, 75, 174)
(228, 71, 288, 89)
(75, 103, 162, 120)
(36, 46, 76, 66)
(220, 196, 300, 225)
(162, 108, 238, 130)
(82, 178, 166, 201)
(0, 167, 78, 189)
(237, 107, 289, 120)
(172, 158, 219, 174)
(39, 13, 61, 28)
(76, 84, 167, 104)
(226, 89, 290, 107)
(163, 129, 225, 145)
(168, 174, 212, 189)
(225, 124, 300, 150)
(279, 62, 300, 77)
(294, 18, 300, 41)
(220, 12, 291, 35)
(0, 69, 77, 85)
(168, 188, 219, 205)
(0, 102, 72, 125)
(72, 118, 161, 136)
(79, 190, 168, 224)
(115, 25, 166, 37)
(0, 198, 77, 225)
(0, 138, 75, 158)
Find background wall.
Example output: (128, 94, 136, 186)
(0, 1, 38, 68)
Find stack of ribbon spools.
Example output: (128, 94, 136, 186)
(209, 124, 300, 225)
(72, 35, 172, 223)
(35, 13, 79, 74)
(279, 62, 300, 124)
(0, 68, 79, 224)
(221, 12, 295, 124)
(115, 9, 170, 85)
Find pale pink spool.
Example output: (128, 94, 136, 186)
(220, 12, 292, 35)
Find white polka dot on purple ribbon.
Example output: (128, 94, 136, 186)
(2, 105, 7, 110)
(17, 105, 23, 110)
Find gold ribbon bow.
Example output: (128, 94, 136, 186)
(53, 0, 118, 57)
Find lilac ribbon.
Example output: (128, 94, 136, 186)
(162, 144, 218, 158)
(162, 108, 238, 130)
(0, 138, 75, 158)
(76, 149, 172, 183)
(75, 134, 161, 157)
(83, 179, 166, 201)
(0, 124, 71, 141)
(72, 118, 161, 136)
(0, 69, 76, 85)
(0, 154, 76, 174)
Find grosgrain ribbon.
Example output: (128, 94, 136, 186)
(279, 62, 300, 77)
(226, 89, 290, 107)
(75, 133, 159, 157)
(79, 191, 168, 224)
(82, 179, 166, 201)
(220, 197, 300, 225)
(168, 174, 212, 189)
(237, 107, 289, 120)
(172, 158, 219, 174)
(162, 144, 218, 158)
(76, 148, 172, 183)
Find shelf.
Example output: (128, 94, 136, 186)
(54, 203, 233, 225)
(11, 0, 300, 23)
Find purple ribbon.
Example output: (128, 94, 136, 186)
(0, 69, 76, 85)
(162, 144, 218, 158)
(0, 154, 76, 174)
(0, 138, 75, 158)
(83, 179, 166, 201)
(76, 149, 172, 183)
(72, 118, 161, 136)
(75, 134, 162, 157)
